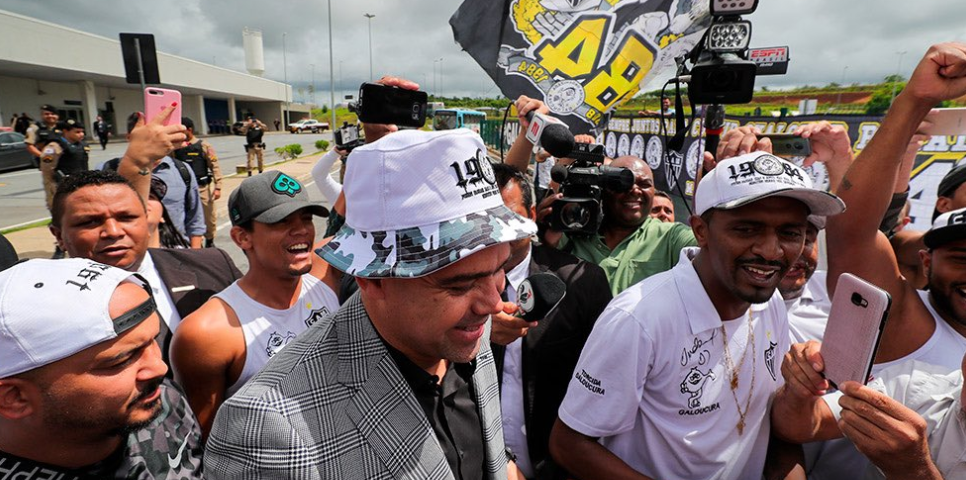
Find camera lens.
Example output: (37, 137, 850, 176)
(708, 70, 739, 91)
(560, 202, 591, 230)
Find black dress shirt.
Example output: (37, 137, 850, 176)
(386, 344, 484, 480)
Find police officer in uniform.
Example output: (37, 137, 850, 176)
(40, 119, 90, 259)
(173, 118, 223, 248)
(24, 105, 61, 160)
(241, 116, 266, 176)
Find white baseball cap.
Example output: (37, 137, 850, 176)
(695, 151, 845, 217)
(317, 129, 536, 278)
(0, 259, 156, 378)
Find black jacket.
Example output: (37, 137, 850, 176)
(492, 244, 612, 479)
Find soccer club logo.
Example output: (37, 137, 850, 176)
(753, 155, 785, 176)
(764, 341, 778, 381)
(265, 331, 297, 358)
(516, 279, 536, 313)
(645, 136, 663, 170)
(305, 307, 330, 328)
(664, 151, 684, 190)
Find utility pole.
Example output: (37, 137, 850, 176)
(364, 13, 375, 81)
(282, 32, 289, 124)
(327, 0, 337, 130)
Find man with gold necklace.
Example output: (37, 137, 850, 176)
(549, 150, 845, 479)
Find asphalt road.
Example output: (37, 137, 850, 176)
(0, 131, 333, 231)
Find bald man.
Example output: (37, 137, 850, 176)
(544, 156, 696, 295)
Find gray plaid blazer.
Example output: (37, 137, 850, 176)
(204, 293, 508, 480)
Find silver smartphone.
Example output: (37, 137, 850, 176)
(822, 273, 892, 388)
(759, 133, 812, 158)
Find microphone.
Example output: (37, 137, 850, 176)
(515, 272, 567, 321)
(550, 164, 569, 183)
(524, 111, 575, 158)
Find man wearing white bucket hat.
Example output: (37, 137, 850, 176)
(550, 151, 845, 479)
(206, 129, 536, 479)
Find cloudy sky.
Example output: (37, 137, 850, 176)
(3, 0, 965, 104)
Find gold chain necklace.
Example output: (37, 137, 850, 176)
(720, 309, 756, 435)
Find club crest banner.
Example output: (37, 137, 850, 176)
(597, 114, 966, 231)
(451, 0, 711, 134)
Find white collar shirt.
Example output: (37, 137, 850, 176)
(557, 247, 790, 479)
(500, 248, 534, 477)
(785, 270, 832, 344)
(137, 251, 183, 332)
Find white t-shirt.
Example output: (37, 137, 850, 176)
(536, 156, 555, 190)
(501, 249, 534, 477)
(216, 275, 340, 397)
(137, 251, 183, 331)
(786, 270, 831, 344)
(860, 361, 965, 479)
(557, 247, 790, 479)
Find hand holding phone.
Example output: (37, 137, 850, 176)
(758, 133, 812, 158)
(357, 82, 427, 128)
(144, 88, 182, 126)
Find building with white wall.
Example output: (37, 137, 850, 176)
(0, 9, 309, 135)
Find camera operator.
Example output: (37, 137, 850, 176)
(505, 97, 695, 295)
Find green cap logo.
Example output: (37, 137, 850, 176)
(272, 173, 302, 197)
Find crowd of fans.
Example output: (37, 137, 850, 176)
(1, 43, 966, 480)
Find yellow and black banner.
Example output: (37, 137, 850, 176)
(600, 114, 966, 231)
(451, 0, 710, 134)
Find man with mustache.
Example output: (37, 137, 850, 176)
(0, 259, 203, 478)
(549, 150, 845, 479)
(170, 172, 338, 439)
(205, 129, 536, 479)
(772, 41, 966, 480)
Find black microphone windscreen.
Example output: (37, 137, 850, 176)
(541, 124, 575, 158)
(516, 272, 567, 321)
(550, 164, 569, 183)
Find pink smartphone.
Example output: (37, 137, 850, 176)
(144, 87, 181, 126)
(822, 273, 892, 388)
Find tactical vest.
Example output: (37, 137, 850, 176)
(246, 125, 264, 145)
(33, 123, 62, 151)
(54, 138, 90, 177)
(173, 140, 211, 186)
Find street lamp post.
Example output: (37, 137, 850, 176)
(283, 32, 289, 124)
(890, 50, 908, 108)
(364, 13, 375, 81)
(433, 57, 443, 99)
(327, 0, 337, 130)
(836, 65, 849, 110)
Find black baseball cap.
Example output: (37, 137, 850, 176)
(228, 172, 328, 226)
(59, 119, 84, 131)
(924, 207, 966, 249)
(932, 163, 966, 220)
(40, 104, 57, 113)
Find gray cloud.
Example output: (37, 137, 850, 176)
(3, 0, 965, 104)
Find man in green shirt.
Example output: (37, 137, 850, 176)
(548, 156, 696, 295)
(506, 95, 696, 295)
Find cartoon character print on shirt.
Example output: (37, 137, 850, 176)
(678, 330, 720, 413)
(265, 331, 297, 358)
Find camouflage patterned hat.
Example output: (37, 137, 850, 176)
(317, 129, 536, 278)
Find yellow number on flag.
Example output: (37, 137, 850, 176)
(536, 16, 608, 78)
(584, 33, 654, 112)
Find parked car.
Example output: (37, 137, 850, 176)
(0, 132, 36, 172)
(288, 119, 329, 134)
(232, 122, 245, 135)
